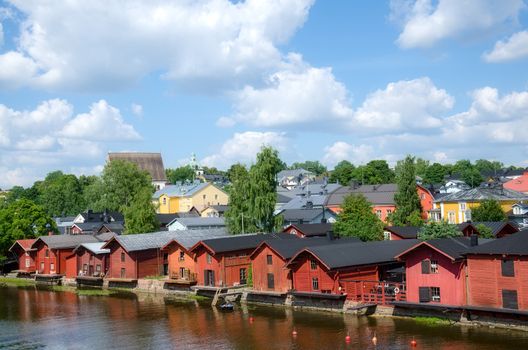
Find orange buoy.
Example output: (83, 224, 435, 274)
(292, 329, 298, 337)
(345, 335, 351, 342)
(249, 317, 254, 323)
(411, 338, 417, 347)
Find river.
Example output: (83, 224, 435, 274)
(0, 286, 527, 349)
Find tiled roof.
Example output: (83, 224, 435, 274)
(471, 221, 519, 236)
(32, 235, 99, 249)
(467, 229, 528, 256)
(108, 152, 167, 181)
(153, 182, 209, 199)
(434, 187, 528, 202)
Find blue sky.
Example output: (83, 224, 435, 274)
(0, 0, 528, 188)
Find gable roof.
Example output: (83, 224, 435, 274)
(77, 210, 124, 223)
(285, 223, 333, 237)
(325, 184, 398, 206)
(470, 221, 519, 236)
(9, 239, 36, 252)
(504, 172, 528, 193)
(73, 242, 110, 255)
(384, 226, 422, 239)
(288, 239, 419, 270)
(99, 222, 124, 234)
(434, 187, 528, 202)
(107, 152, 167, 181)
(169, 217, 225, 228)
(466, 229, 528, 256)
(95, 231, 118, 242)
(396, 237, 491, 261)
(153, 182, 210, 199)
(32, 235, 100, 249)
(191, 233, 297, 255)
(103, 228, 227, 252)
(280, 208, 335, 222)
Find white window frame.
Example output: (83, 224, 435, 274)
(430, 260, 439, 274)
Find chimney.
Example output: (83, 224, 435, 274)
(470, 234, 478, 247)
(46, 223, 52, 236)
(326, 230, 334, 241)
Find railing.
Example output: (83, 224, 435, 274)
(340, 280, 406, 305)
(169, 270, 197, 282)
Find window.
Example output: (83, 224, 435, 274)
(121, 252, 125, 262)
(386, 209, 392, 215)
(203, 194, 206, 199)
(376, 210, 382, 218)
(310, 259, 317, 270)
(312, 277, 319, 290)
(83, 264, 88, 272)
(501, 259, 515, 277)
(266, 255, 273, 265)
(267, 273, 275, 289)
(40, 262, 44, 272)
(383, 231, 391, 240)
(179, 251, 185, 261)
(430, 260, 439, 274)
(240, 268, 247, 284)
(45, 249, 49, 258)
(421, 260, 431, 274)
(95, 264, 101, 272)
(513, 206, 521, 215)
(502, 290, 518, 309)
(206, 253, 212, 264)
(180, 267, 186, 279)
(459, 203, 466, 211)
(421, 193, 426, 200)
(431, 287, 441, 302)
(120, 268, 126, 278)
(25, 258, 30, 268)
(162, 197, 166, 205)
(50, 263, 55, 271)
(448, 211, 456, 224)
(215, 194, 218, 200)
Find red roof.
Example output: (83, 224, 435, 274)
(504, 172, 528, 193)
(11, 239, 36, 251)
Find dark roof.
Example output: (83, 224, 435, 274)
(286, 223, 333, 237)
(193, 233, 298, 254)
(277, 193, 292, 203)
(397, 237, 494, 261)
(289, 239, 419, 270)
(108, 152, 167, 181)
(100, 222, 124, 234)
(32, 235, 100, 249)
(95, 231, 118, 242)
(280, 208, 333, 222)
(156, 214, 180, 226)
(256, 236, 361, 260)
(325, 184, 397, 206)
(79, 210, 124, 223)
(471, 221, 519, 236)
(384, 226, 422, 239)
(209, 205, 229, 212)
(467, 229, 528, 256)
(169, 217, 225, 228)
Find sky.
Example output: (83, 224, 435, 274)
(0, 0, 528, 188)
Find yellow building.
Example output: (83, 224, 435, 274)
(432, 187, 528, 224)
(153, 182, 228, 214)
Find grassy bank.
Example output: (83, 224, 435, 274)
(0, 277, 36, 287)
(413, 316, 452, 326)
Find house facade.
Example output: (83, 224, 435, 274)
(65, 243, 109, 278)
(154, 182, 229, 214)
(9, 239, 37, 273)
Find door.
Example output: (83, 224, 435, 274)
(204, 270, 215, 286)
(89, 265, 94, 276)
(120, 268, 126, 279)
(239, 268, 247, 285)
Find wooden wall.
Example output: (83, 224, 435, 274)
(65, 248, 108, 278)
(165, 242, 196, 279)
(251, 245, 291, 293)
(290, 253, 336, 293)
(12, 246, 36, 272)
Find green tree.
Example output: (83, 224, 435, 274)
(475, 223, 494, 239)
(471, 199, 506, 222)
(417, 221, 461, 240)
(423, 162, 447, 185)
(225, 164, 253, 234)
(461, 167, 483, 188)
(414, 158, 430, 179)
(123, 187, 159, 234)
(329, 160, 355, 185)
(453, 159, 473, 175)
(5, 185, 39, 204)
(82, 177, 107, 212)
(166, 166, 196, 184)
(290, 160, 327, 176)
(0, 199, 55, 261)
(390, 156, 423, 226)
(353, 160, 395, 185)
(36, 171, 86, 216)
(333, 194, 384, 241)
(475, 159, 503, 174)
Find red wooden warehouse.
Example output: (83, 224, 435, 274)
(282, 223, 333, 238)
(466, 229, 528, 311)
(65, 242, 110, 279)
(9, 239, 37, 274)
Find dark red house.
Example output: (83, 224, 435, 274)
(286, 239, 417, 302)
(385, 222, 519, 241)
(191, 233, 296, 288)
(9, 239, 37, 274)
(283, 223, 333, 238)
(466, 229, 528, 311)
(65, 242, 110, 278)
(395, 236, 481, 306)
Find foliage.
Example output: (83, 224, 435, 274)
(417, 221, 461, 240)
(475, 224, 494, 239)
(333, 194, 384, 241)
(202, 166, 226, 176)
(226, 163, 249, 183)
(390, 155, 424, 226)
(123, 187, 159, 234)
(0, 199, 55, 261)
(423, 162, 447, 185)
(35, 171, 86, 216)
(289, 160, 327, 176)
(353, 160, 395, 185)
(247, 263, 253, 287)
(225, 164, 252, 234)
(5, 186, 39, 204)
(0, 277, 36, 287)
(166, 166, 196, 184)
(329, 160, 355, 185)
(461, 167, 483, 188)
(474, 159, 503, 174)
(413, 316, 451, 326)
(471, 199, 506, 222)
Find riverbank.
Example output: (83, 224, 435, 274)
(2, 276, 528, 333)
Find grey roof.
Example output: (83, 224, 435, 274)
(100, 222, 124, 234)
(74, 242, 110, 255)
(467, 229, 528, 256)
(277, 168, 314, 180)
(434, 187, 528, 202)
(105, 228, 228, 252)
(277, 193, 293, 203)
(289, 239, 419, 270)
(32, 235, 100, 249)
(95, 232, 118, 242)
(325, 184, 397, 206)
(280, 194, 328, 210)
(396, 237, 492, 261)
(207, 205, 229, 213)
(169, 217, 225, 228)
(79, 210, 124, 223)
(471, 221, 519, 236)
(195, 233, 298, 254)
(287, 183, 341, 197)
(108, 152, 167, 181)
(153, 182, 210, 199)
(280, 208, 335, 222)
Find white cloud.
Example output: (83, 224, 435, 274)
(131, 103, 143, 118)
(322, 142, 374, 167)
(484, 30, 528, 62)
(1, 0, 314, 91)
(392, 0, 525, 49)
(216, 116, 236, 128)
(201, 131, 288, 168)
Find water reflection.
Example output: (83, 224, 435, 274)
(0, 286, 527, 349)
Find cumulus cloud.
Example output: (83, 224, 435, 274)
(392, 0, 525, 49)
(0, 99, 140, 187)
(201, 131, 288, 168)
(0, 0, 314, 91)
(484, 30, 528, 62)
(322, 142, 374, 167)
(131, 103, 143, 118)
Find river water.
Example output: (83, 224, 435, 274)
(0, 286, 527, 349)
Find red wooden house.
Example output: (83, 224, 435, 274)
(31, 235, 99, 275)
(250, 236, 360, 294)
(283, 223, 333, 238)
(395, 236, 480, 306)
(9, 239, 37, 274)
(466, 229, 528, 311)
(65, 242, 110, 278)
(190, 233, 296, 288)
(286, 239, 417, 302)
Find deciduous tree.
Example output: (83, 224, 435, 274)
(329, 160, 355, 185)
(471, 199, 506, 222)
(390, 156, 423, 226)
(123, 187, 159, 234)
(417, 221, 461, 240)
(166, 166, 196, 184)
(333, 194, 384, 241)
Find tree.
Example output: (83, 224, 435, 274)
(123, 187, 159, 234)
(423, 162, 447, 185)
(225, 164, 253, 234)
(333, 194, 384, 241)
(5, 185, 39, 204)
(461, 167, 483, 188)
(0, 199, 55, 262)
(290, 161, 327, 176)
(475, 223, 494, 239)
(417, 221, 461, 240)
(36, 171, 86, 216)
(471, 199, 506, 222)
(390, 156, 424, 226)
(329, 160, 355, 185)
(353, 160, 395, 185)
(475, 159, 503, 174)
(166, 166, 196, 184)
